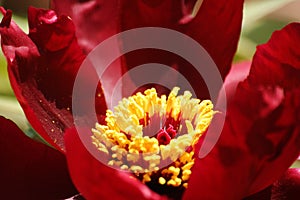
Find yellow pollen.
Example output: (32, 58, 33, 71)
(159, 177, 166, 185)
(91, 87, 215, 190)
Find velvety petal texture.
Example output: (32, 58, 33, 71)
(0, 116, 77, 199)
(51, 0, 124, 107)
(64, 127, 166, 200)
(51, 0, 119, 54)
(184, 23, 300, 199)
(272, 168, 300, 199)
(120, 0, 244, 99)
(244, 168, 300, 200)
(51, 0, 244, 99)
(0, 7, 107, 151)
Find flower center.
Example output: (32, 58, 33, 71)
(91, 87, 214, 196)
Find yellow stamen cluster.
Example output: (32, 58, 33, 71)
(92, 87, 215, 188)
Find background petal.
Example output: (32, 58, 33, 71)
(184, 23, 300, 199)
(0, 7, 107, 150)
(120, 0, 244, 99)
(51, 0, 119, 54)
(271, 168, 300, 199)
(51, 0, 244, 100)
(51, 0, 123, 108)
(0, 116, 77, 199)
(245, 168, 300, 200)
(64, 127, 166, 200)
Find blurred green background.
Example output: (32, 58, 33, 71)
(0, 0, 299, 164)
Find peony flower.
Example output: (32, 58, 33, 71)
(0, 1, 300, 199)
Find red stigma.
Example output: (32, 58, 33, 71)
(157, 129, 171, 145)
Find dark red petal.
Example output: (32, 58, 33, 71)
(28, 7, 74, 52)
(0, 116, 77, 199)
(184, 0, 244, 80)
(216, 61, 251, 110)
(243, 187, 272, 200)
(0, 7, 107, 150)
(51, 0, 119, 54)
(51, 1, 243, 99)
(27, 6, 86, 110)
(184, 23, 300, 199)
(120, 0, 243, 99)
(243, 23, 300, 195)
(28, 7, 108, 116)
(0, 8, 12, 27)
(272, 168, 300, 199)
(50, 0, 76, 18)
(248, 23, 300, 90)
(64, 127, 166, 200)
(51, 1, 123, 107)
(244, 168, 300, 200)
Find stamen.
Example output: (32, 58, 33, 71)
(92, 87, 215, 194)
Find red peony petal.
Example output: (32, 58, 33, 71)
(64, 127, 166, 200)
(184, 0, 244, 80)
(51, 0, 119, 54)
(184, 23, 300, 199)
(51, 1, 243, 100)
(243, 186, 272, 200)
(26, 6, 89, 111)
(244, 168, 300, 200)
(51, 0, 123, 108)
(271, 168, 300, 199)
(248, 23, 300, 90)
(0, 116, 77, 199)
(0, 7, 107, 151)
(120, 0, 244, 99)
(216, 61, 251, 111)
(50, 0, 76, 18)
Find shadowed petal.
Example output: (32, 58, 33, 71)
(50, 0, 76, 18)
(184, 23, 300, 199)
(51, 0, 119, 54)
(64, 127, 166, 200)
(184, 0, 244, 80)
(248, 23, 300, 89)
(0, 7, 107, 150)
(0, 116, 77, 199)
(120, 0, 244, 99)
(51, 0, 244, 99)
(51, 0, 123, 108)
(272, 168, 300, 199)
(244, 168, 300, 200)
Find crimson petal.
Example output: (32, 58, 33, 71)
(271, 168, 300, 199)
(244, 168, 300, 199)
(0, 116, 77, 199)
(0, 7, 107, 151)
(51, 0, 244, 100)
(184, 0, 244, 80)
(120, 0, 243, 99)
(51, 0, 119, 54)
(64, 127, 166, 200)
(51, 0, 123, 108)
(184, 23, 300, 199)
